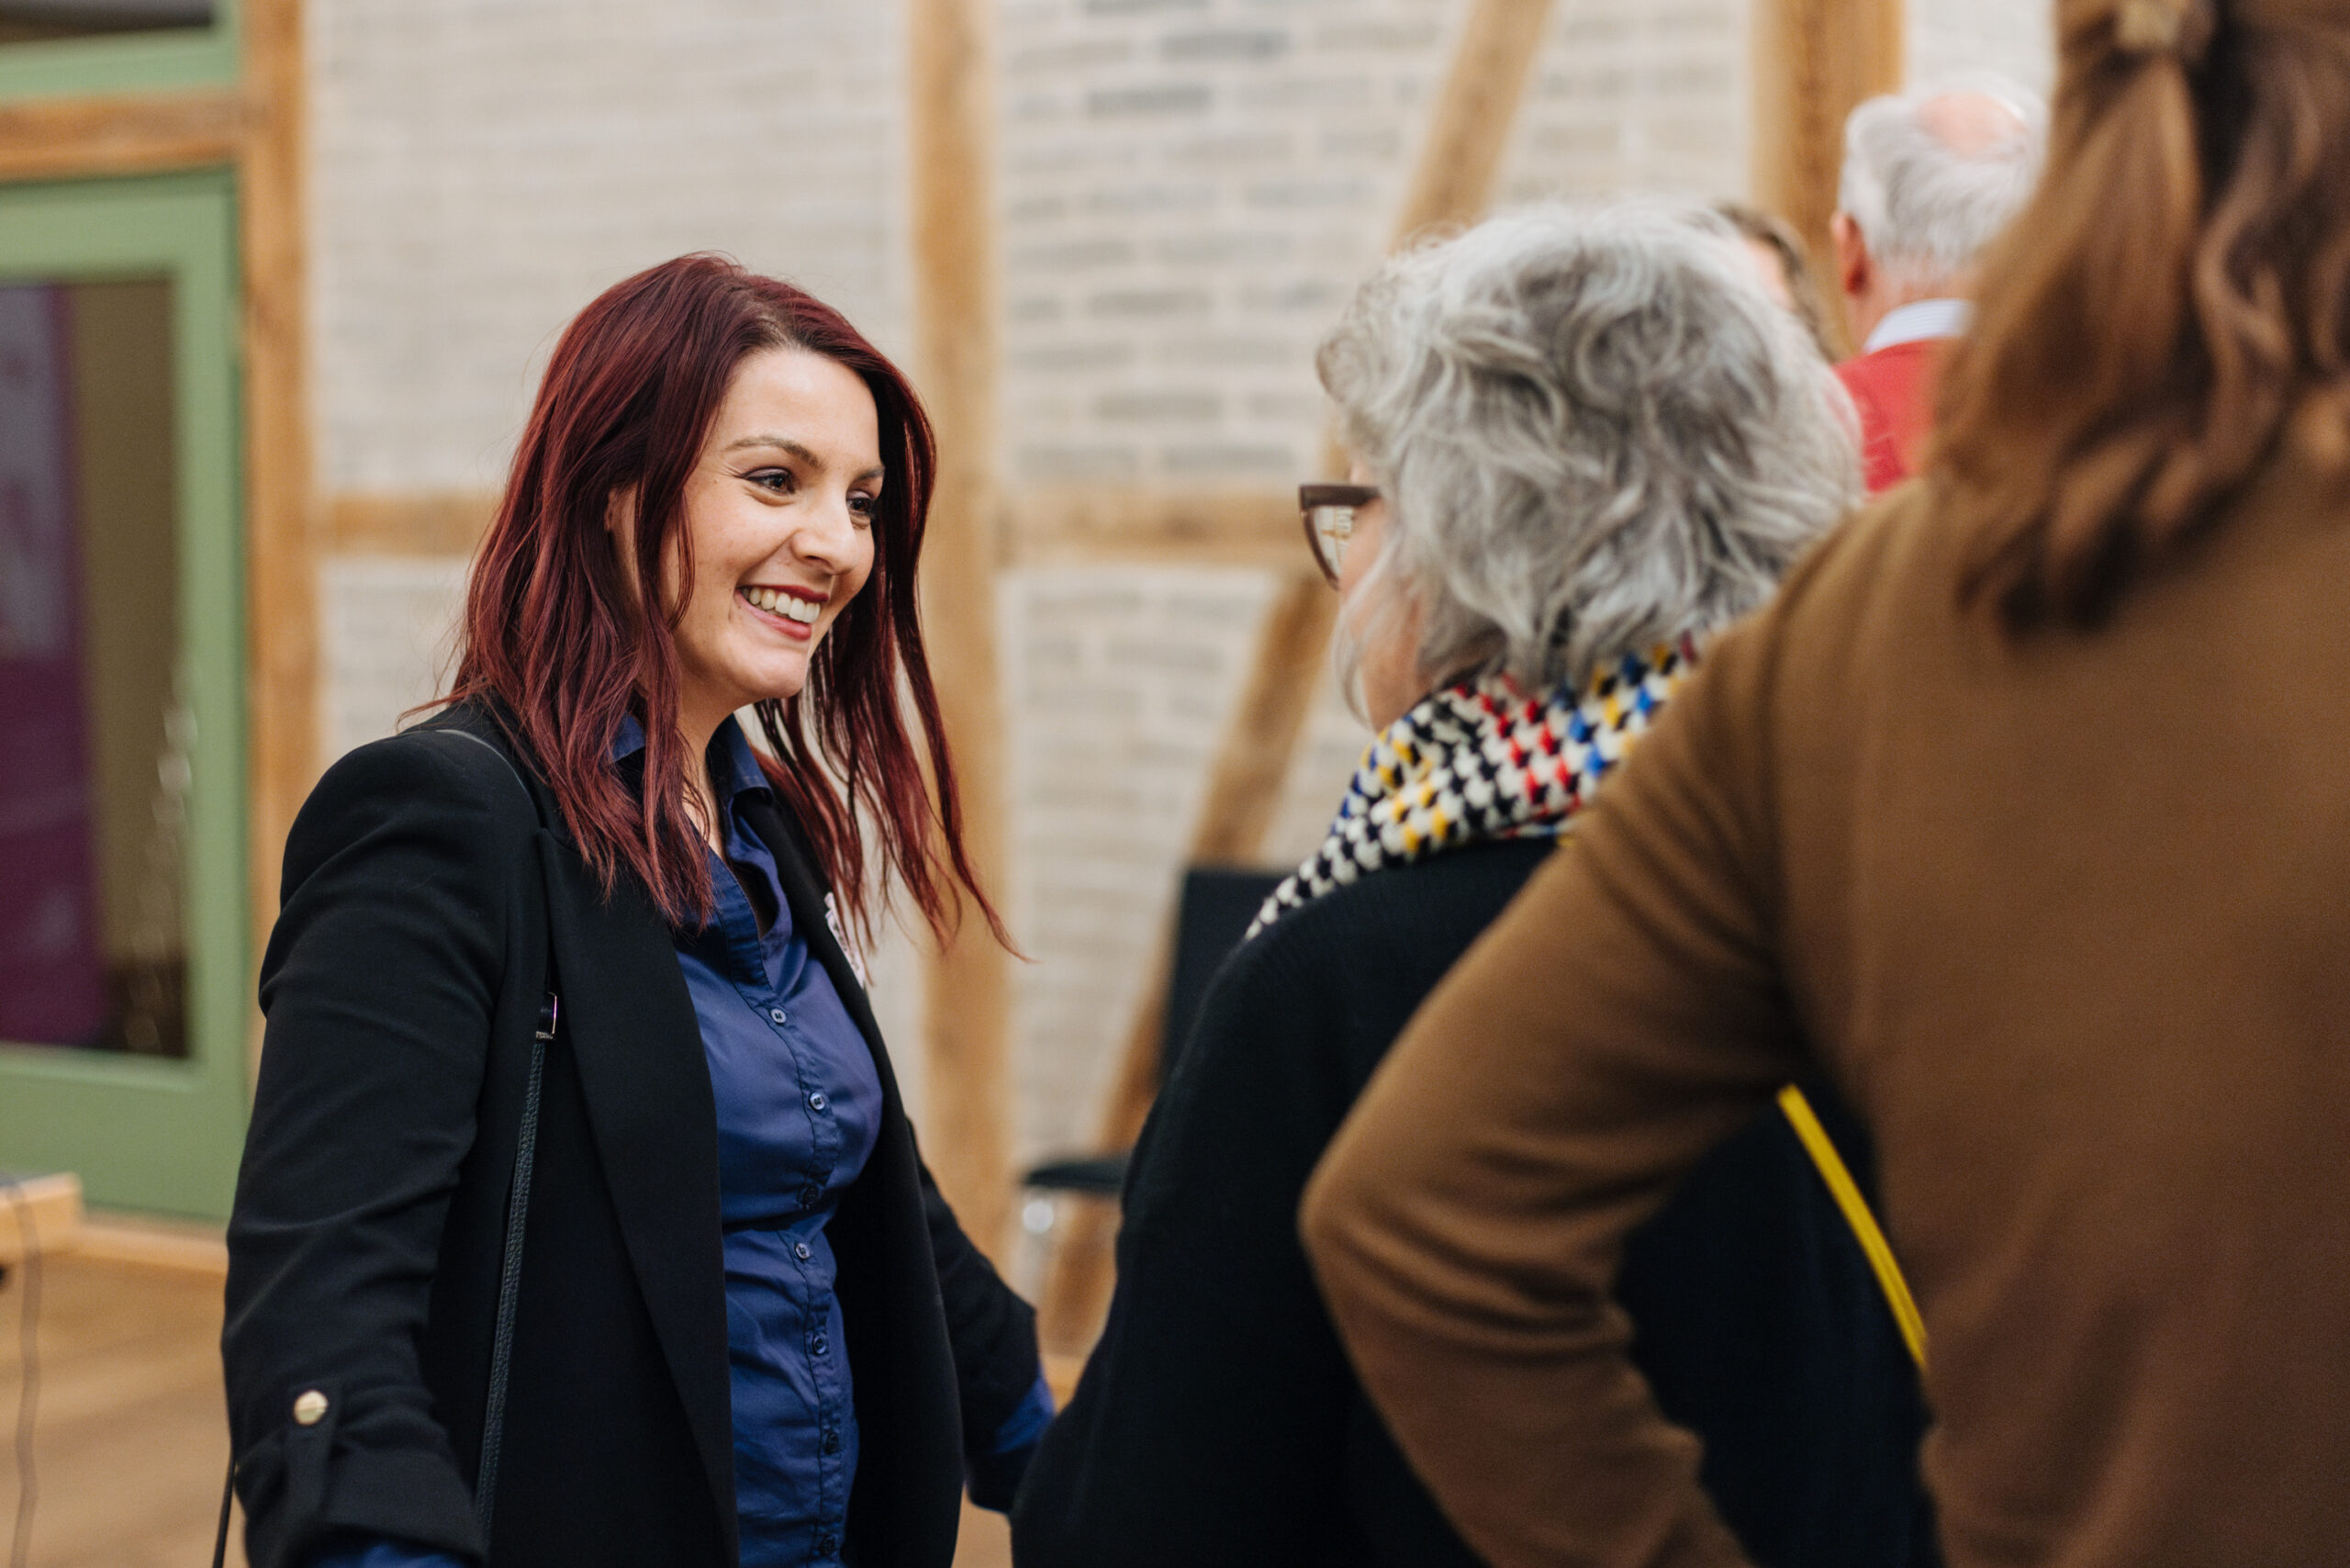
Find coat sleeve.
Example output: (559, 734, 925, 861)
(1009, 928, 1373, 1567)
(224, 734, 528, 1568)
(914, 1149, 1043, 1483)
(1299, 612, 1810, 1568)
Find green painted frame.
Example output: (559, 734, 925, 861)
(0, 169, 247, 1219)
(0, 0, 238, 102)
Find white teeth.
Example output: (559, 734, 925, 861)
(743, 587, 822, 623)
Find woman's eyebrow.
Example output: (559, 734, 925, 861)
(723, 433, 822, 465)
(722, 434, 885, 483)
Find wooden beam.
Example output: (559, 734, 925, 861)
(318, 485, 1300, 567)
(1389, 0, 1560, 247)
(909, 0, 1015, 1254)
(1006, 486, 1293, 567)
(1751, 0, 1906, 353)
(326, 490, 498, 557)
(241, 0, 314, 1076)
(0, 88, 242, 182)
(1037, 0, 1561, 1351)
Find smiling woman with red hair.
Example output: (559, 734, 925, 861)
(221, 255, 1046, 1568)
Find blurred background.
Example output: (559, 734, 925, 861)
(0, 1, 2050, 1562)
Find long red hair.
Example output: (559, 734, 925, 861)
(446, 253, 1002, 943)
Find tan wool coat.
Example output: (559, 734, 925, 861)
(1303, 441, 2350, 1568)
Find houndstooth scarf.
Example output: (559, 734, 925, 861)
(1247, 635, 1702, 941)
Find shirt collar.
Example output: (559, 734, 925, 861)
(609, 712, 774, 812)
(1863, 297, 1973, 354)
(610, 712, 648, 764)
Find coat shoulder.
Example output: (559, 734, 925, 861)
(304, 712, 537, 837)
(1184, 841, 1555, 1090)
(277, 719, 543, 924)
(1231, 841, 1554, 993)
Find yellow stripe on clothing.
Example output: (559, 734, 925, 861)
(1776, 1084, 1928, 1371)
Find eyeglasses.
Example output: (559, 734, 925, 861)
(1299, 483, 1380, 587)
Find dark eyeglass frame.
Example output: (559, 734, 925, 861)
(1298, 482, 1381, 587)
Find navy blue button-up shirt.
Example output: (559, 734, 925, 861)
(664, 716, 883, 1567)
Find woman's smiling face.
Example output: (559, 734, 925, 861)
(650, 344, 881, 735)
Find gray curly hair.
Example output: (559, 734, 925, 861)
(1316, 201, 1861, 694)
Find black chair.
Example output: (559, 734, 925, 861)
(1020, 866, 1286, 1201)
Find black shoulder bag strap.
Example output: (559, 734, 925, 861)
(214, 727, 558, 1568)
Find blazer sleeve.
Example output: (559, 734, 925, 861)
(224, 734, 528, 1568)
(914, 1148, 1043, 1468)
(1010, 928, 1373, 1568)
(1299, 612, 1809, 1568)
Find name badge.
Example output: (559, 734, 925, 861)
(823, 891, 871, 991)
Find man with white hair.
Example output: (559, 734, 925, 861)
(1833, 77, 2044, 491)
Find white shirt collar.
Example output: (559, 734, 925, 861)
(1863, 297, 1973, 354)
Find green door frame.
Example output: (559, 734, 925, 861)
(0, 169, 248, 1220)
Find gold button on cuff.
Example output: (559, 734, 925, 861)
(293, 1389, 330, 1427)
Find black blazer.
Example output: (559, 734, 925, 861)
(224, 701, 1039, 1568)
(1010, 840, 1933, 1568)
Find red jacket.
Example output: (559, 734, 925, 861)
(1835, 338, 1945, 494)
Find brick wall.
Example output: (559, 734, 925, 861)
(311, 0, 910, 496)
(996, 0, 1760, 503)
(317, 558, 468, 763)
(1909, 0, 2057, 99)
(1001, 566, 1275, 1155)
(996, 0, 1456, 494)
(1497, 0, 1751, 208)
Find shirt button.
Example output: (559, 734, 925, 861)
(292, 1389, 329, 1426)
(768, 1007, 787, 1025)
(794, 1241, 811, 1261)
(816, 1534, 838, 1556)
(799, 1182, 822, 1208)
(807, 1091, 829, 1112)
(821, 1428, 841, 1455)
(811, 1333, 829, 1356)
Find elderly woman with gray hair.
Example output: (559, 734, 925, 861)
(1009, 204, 1931, 1568)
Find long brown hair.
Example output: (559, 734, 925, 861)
(446, 254, 1004, 945)
(1938, 0, 2350, 625)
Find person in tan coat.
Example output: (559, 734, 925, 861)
(1300, 2, 2350, 1565)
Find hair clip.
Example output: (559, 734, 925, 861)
(2114, 0, 2187, 53)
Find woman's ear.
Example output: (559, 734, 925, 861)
(604, 484, 638, 541)
(602, 485, 652, 610)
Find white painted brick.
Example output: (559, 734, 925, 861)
(1496, 0, 1752, 207)
(1909, 0, 2057, 98)
(317, 555, 470, 762)
(312, 0, 910, 495)
(999, 564, 1281, 1161)
(999, 0, 1459, 492)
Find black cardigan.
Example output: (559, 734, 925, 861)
(1009, 839, 1933, 1568)
(223, 702, 1039, 1568)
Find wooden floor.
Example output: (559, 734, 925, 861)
(0, 1245, 1013, 1568)
(0, 1246, 244, 1568)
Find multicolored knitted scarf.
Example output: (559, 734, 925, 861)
(1247, 634, 1701, 941)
